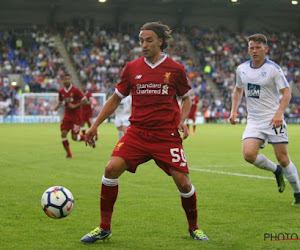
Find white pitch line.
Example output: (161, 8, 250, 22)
(189, 167, 275, 180)
(196, 164, 250, 168)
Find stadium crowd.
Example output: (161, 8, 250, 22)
(1, 23, 300, 120)
(187, 26, 300, 122)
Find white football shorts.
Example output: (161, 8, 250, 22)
(242, 121, 289, 148)
(115, 116, 130, 128)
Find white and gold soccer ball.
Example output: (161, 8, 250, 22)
(41, 186, 74, 219)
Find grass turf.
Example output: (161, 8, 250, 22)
(0, 123, 300, 249)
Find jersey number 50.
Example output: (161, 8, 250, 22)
(170, 148, 187, 163)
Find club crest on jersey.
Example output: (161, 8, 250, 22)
(114, 142, 124, 151)
(164, 72, 171, 83)
(247, 83, 260, 98)
(262, 72, 267, 77)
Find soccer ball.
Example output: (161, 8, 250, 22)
(41, 186, 74, 219)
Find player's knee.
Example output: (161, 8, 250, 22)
(243, 152, 256, 164)
(277, 156, 290, 168)
(61, 131, 67, 138)
(104, 167, 121, 179)
(71, 134, 77, 141)
(104, 160, 127, 179)
(177, 182, 192, 193)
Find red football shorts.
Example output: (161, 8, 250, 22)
(111, 126, 189, 176)
(81, 111, 93, 126)
(187, 113, 196, 121)
(61, 118, 81, 134)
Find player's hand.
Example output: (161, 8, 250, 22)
(229, 112, 238, 125)
(85, 127, 97, 147)
(68, 103, 76, 109)
(269, 112, 283, 128)
(54, 105, 60, 111)
(177, 123, 189, 140)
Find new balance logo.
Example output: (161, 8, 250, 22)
(135, 75, 142, 79)
(180, 162, 187, 167)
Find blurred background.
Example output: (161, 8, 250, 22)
(0, 0, 299, 123)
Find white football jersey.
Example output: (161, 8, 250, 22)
(115, 95, 132, 118)
(236, 59, 289, 126)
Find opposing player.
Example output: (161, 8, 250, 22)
(186, 89, 199, 135)
(114, 94, 132, 139)
(54, 73, 87, 158)
(81, 21, 209, 242)
(229, 33, 300, 205)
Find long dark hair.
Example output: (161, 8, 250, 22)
(140, 21, 172, 51)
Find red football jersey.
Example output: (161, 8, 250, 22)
(81, 91, 93, 115)
(115, 54, 191, 130)
(58, 85, 85, 122)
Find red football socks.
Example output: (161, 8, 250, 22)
(62, 139, 72, 156)
(100, 183, 118, 231)
(181, 192, 199, 232)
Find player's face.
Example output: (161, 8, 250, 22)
(139, 30, 163, 63)
(63, 76, 71, 88)
(248, 41, 269, 67)
(81, 85, 87, 92)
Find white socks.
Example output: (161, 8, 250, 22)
(102, 176, 119, 186)
(282, 162, 300, 193)
(118, 131, 124, 139)
(179, 185, 195, 198)
(254, 154, 300, 193)
(253, 153, 277, 172)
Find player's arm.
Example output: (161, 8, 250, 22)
(86, 92, 122, 146)
(229, 86, 243, 125)
(54, 101, 62, 111)
(68, 97, 87, 109)
(178, 94, 192, 140)
(269, 86, 291, 128)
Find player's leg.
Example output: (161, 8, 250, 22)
(242, 138, 284, 192)
(81, 121, 86, 136)
(273, 143, 300, 204)
(100, 157, 129, 230)
(117, 126, 124, 139)
(186, 119, 190, 133)
(192, 118, 196, 135)
(170, 168, 209, 241)
(81, 156, 129, 243)
(61, 129, 72, 158)
(60, 121, 72, 158)
(121, 126, 128, 135)
(242, 138, 277, 171)
(71, 123, 86, 142)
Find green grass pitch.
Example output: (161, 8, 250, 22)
(0, 123, 300, 249)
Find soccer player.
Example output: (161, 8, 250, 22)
(81, 21, 209, 242)
(54, 73, 87, 158)
(80, 83, 94, 135)
(186, 89, 199, 135)
(114, 94, 132, 139)
(229, 34, 300, 205)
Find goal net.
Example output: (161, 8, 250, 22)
(2, 92, 106, 123)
